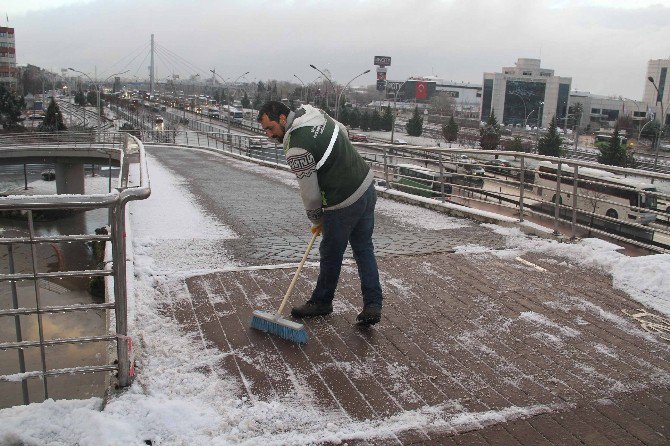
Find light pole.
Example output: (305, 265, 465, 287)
(648, 76, 667, 170)
(210, 69, 250, 134)
(309, 64, 336, 111)
(390, 80, 409, 143)
(508, 92, 527, 128)
(335, 69, 370, 122)
(294, 74, 305, 103)
(69, 68, 128, 129)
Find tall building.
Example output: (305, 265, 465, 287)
(0, 26, 17, 90)
(481, 58, 572, 128)
(643, 58, 670, 126)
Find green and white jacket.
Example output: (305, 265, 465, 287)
(283, 105, 373, 225)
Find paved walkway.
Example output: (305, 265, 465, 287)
(146, 145, 670, 445)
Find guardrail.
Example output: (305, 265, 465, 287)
(144, 130, 670, 253)
(0, 132, 151, 405)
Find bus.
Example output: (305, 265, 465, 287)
(535, 161, 657, 225)
(394, 164, 452, 198)
(595, 134, 628, 145)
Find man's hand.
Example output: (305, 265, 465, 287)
(311, 224, 322, 236)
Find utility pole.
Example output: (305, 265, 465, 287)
(150, 34, 155, 98)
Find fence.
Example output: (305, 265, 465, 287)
(0, 132, 150, 405)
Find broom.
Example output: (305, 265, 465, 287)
(250, 231, 318, 344)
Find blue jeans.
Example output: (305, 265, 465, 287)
(310, 183, 383, 309)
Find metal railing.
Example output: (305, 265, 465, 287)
(0, 132, 150, 404)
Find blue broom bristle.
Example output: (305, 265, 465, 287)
(250, 311, 309, 344)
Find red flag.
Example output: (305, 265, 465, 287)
(415, 81, 427, 100)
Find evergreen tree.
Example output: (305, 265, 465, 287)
(537, 116, 563, 157)
(406, 106, 423, 136)
(371, 109, 382, 131)
(382, 105, 393, 131)
(509, 136, 524, 152)
(74, 90, 87, 106)
(39, 97, 67, 131)
(86, 91, 98, 106)
(241, 91, 250, 109)
(479, 110, 500, 150)
(0, 84, 26, 130)
(360, 110, 370, 131)
(442, 115, 459, 143)
(597, 124, 636, 167)
(349, 108, 360, 129)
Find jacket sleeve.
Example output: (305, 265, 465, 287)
(285, 146, 323, 225)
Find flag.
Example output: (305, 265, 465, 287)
(415, 81, 427, 100)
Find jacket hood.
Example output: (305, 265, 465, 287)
(286, 105, 327, 134)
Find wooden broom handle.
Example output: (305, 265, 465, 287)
(277, 231, 319, 316)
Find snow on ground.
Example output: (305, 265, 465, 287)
(1, 151, 669, 445)
(376, 197, 471, 230)
(129, 154, 238, 277)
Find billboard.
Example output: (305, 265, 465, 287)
(374, 56, 392, 67)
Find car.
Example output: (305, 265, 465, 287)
(463, 163, 485, 176)
(393, 138, 408, 145)
(350, 133, 368, 142)
(484, 159, 513, 175)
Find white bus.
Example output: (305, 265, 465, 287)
(535, 161, 658, 225)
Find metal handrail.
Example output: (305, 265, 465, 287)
(0, 132, 150, 405)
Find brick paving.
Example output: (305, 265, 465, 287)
(146, 145, 670, 444)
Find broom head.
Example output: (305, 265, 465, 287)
(250, 310, 308, 344)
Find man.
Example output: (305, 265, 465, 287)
(257, 101, 383, 325)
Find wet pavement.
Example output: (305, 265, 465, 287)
(138, 145, 670, 445)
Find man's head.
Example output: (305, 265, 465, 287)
(257, 101, 291, 143)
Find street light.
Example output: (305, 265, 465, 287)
(309, 64, 336, 111)
(210, 69, 250, 133)
(648, 76, 667, 171)
(69, 68, 128, 129)
(335, 69, 370, 122)
(508, 92, 527, 128)
(390, 80, 409, 144)
(294, 74, 305, 103)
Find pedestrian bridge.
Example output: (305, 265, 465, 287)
(1, 131, 669, 445)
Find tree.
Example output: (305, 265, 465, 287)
(370, 109, 382, 131)
(39, 97, 67, 131)
(241, 91, 250, 109)
(381, 105, 393, 131)
(479, 110, 500, 150)
(508, 136, 524, 152)
(73, 91, 84, 106)
(442, 115, 459, 144)
(406, 106, 423, 136)
(86, 91, 97, 106)
(597, 123, 636, 167)
(359, 110, 370, 131)
(537, 116, 563, 157)
(0, 83, 26, 130)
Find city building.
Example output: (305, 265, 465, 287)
(643, 58, 670, 126)
(481, 58, 572, 128)
(0, 26, 17, 90)
(568, 92, 648, 131)
(385, 77, 482, 118)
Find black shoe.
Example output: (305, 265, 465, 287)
(357, 306, 381, 325)
(291, 301, 333, 318)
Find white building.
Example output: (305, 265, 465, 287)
(642, 58, 670, 126)
(568, 92, 648, 130)
(481, 58, 572, 128)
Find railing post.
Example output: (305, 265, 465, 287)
(554, 160, 562, 236)
(383, 147, 390, 189)
(8, 244, 30, 404)
(111, 201, 131, 387)
(27, 210, 49, 400)
(571, 164, 579, 239)
(519, 155, 525, 222)
(439, 151, 445, 202)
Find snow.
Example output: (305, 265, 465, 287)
(2, 149, 669, 445)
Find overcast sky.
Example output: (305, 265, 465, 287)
(5, 0, 670, 99)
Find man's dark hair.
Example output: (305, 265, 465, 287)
(257, 101, 291, 123)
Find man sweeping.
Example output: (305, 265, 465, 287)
(257, 101, 383, 325)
